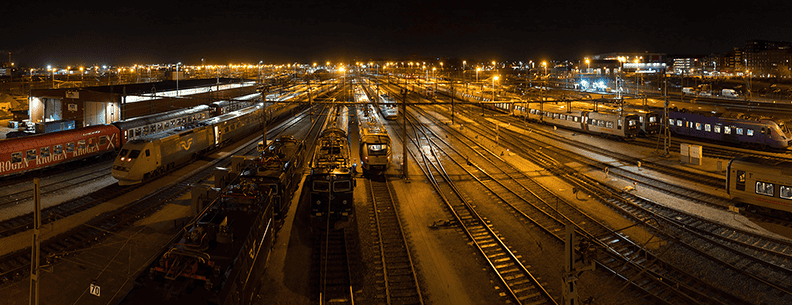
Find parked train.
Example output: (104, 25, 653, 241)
(120, 169, 276, 305)
(310, 106, 354, 217)
(356, 103, 392, 175)
(112, 104, 264, 185)
(378, 93, 399, 120)
(0, 104, 212, 179)
(505, 102, 642, 139)
(238, 135, 306, 228)
(727, 156, 792, 217)
(582, 103, 661, 136)
(666, 108, 790, 149)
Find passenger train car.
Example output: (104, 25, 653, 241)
(509, 102, 642, 139)
(583, 104, 661, 136)
(120, 171, 276, 305)
(310, 106, 354, 217)
(239, 135, 306, 228)
(112, 104, 264, 185)
(356, 103, 392, 174)
(727, 156, 792, 216)
(667, 109, 790, 149)
(377, 93, 399, 120)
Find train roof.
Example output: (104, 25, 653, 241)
(357, 104, 388, 136)
(113, 105, 211, 130)
(732, 156, 792, 167)
(0, 124, 119, 154)
(201, 103, 262, 125)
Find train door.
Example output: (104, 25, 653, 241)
(581, 113, 589, 131)
(214, 125, 221, 145)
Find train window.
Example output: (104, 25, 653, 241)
(609, 122, 616, 128)
(368, 144, 388, 155)
(724, 126, 732, 134)
(705, 124, 711, 132)
(639, 116, 644, 123)
(99, 136, 108, 146)
(128, 150, 141, 159)
(714, 125, 721, 133)
(676, 120, 683, 127)
(781, 186, 792, 199)
(145, 149, 150, 157)
(26, 149, 37, 161)
(590, 119, 597, 125)
(333, 180, 351, 192)
(736, 170, 745, 191)
(78, 140, 86, 150)
(40, 147, 50, 158)
(747, 129, 754, 136)
(54, 145, 63, 155)
(11, 152, 22, 163)
(736, 128, 744, 135)
(756, 181, 774, 197)
(649, 116, 657, 123)
(119, 149, 129, 157)
(695, 123, 702, 130)
(668, 119, 674, 126)
(313, 180, 330, 192)
(66, 143, 75, 153)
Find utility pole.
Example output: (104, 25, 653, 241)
(663, 71, 670, 157)
(401, 88, 409, 181)
(30, 178, 42, 305)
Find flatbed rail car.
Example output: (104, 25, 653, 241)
(120, 175, 275, 305)
(237, 135, 306, 228)
(667, 109, 790, 149)
(310, 106, 354, 217)
(356, 104, 391, 174)
(727, 156, 792, 216)
(511, 102, 641, 139)
(112, 104, 264, 185)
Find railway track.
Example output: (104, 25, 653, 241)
(414, 103, 792, 303)
(0, 163, 113, 210)
(367, 177, 424, 304)
(408, 106, 742, 304)
(314, 228, 354, 305)
(400, 111, 558, 305)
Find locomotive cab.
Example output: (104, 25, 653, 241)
(112, 140, 158, 185)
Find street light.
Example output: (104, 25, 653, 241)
(585, 58, 590, 73)
(176, 62, 181, 97)
(542, 61, 547, 90)
(258, 60, 263, 85)
(492, 75, 499, 102)
(476, 67, 480, 82)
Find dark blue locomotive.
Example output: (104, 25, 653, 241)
(310, 106, 354, 217)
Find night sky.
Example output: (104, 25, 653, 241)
(4, 0, 791, 67)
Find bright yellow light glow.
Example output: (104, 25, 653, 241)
(494, 76, 499, 81)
